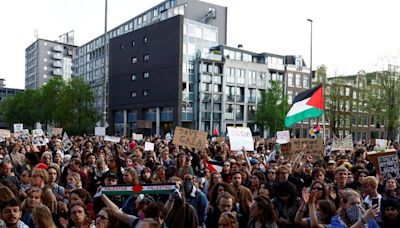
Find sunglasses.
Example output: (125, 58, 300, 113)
(268, 171, 276, 174)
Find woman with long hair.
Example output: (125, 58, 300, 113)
(208, 172, 223, 197)
(382, 178, 400, 199)
(67, 172, 83, 189)
(271, 181, 301, 227)
(176, 151, 193, 179)
(95, 208, 120, 228)
(32, 205, 57, 228)
(47, 164, 65, 198)
(248, 195, 278, 228)
(122, 167, 140, 185)
(250, 171, 265, 198)
(218, 211, 239, 228)
(21, 187, 43, 227)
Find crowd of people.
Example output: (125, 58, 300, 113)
(0, 133, 399, 228)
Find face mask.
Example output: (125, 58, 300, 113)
(184, 181, 193, 194)
(346, 205, 362, 224)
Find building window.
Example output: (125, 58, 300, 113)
(303, 77, 309, 88)
(288, 73, 293, 86)
(44, 66, 47, 70)
(131, 41, 135, 47)
(143, 90, 148, 96)
(43, 74, 47, 78)
(120, 44, 124, 50)
(43, 58, 47, 62)
(295, 74, 301, 87)
(131, 74, 136, 81)
(131, 57, 137, 64)
(143, 72, 149, 78)
(143, 54, 149, 61)
(143, 37, 148, 43)
(47, 51, 51, 55)
(131, 91, 136, 97)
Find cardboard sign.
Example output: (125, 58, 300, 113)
(104, 135, 121, 143)
(0, 129, 11, 142)
(276, 130, 290, 144)
(332, 135, 353, 151)
(13, 123, 23, 133)
(144, 142, 155, 151)
(172, 126, 207, 150)
(52, 128, 63, 136)
(289, 138, 324, 161)
(132, 133, 143, 141)
(95, 127, 106, 136)
(227, 127, 254, 151)
(378, 154, 400, 180)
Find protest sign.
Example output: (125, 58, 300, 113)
(332, 135, 353, 151)
(227, 127, 254, 151)
(32, 129, 46, 146)
(95, 127, 106, 136)
(13, 123, 23, 133)
(165, 133, 172, 142)
(104, 135, 121, 143)
(172, 126, 207, 150)
(378, 154, 400, 180)
(101, 184, 176, 196)
(0, 129, 11, 142)
(63, 132, 73, 152)
(276, 130, 290, 144)
(52, 128, 63, 136)
(132, 133, 143, 141)
(144, 142, 155, 151)
(375, 139, 387, 150)
(288, 138, 324, 161)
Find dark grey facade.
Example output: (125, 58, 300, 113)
(109, 16, 183, 135)
(25, 39, 77, 89)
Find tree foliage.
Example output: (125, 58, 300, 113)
(255, 80, 289, 137)
(1, 77, 99, 135)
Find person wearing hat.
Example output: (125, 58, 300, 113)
(325, 159, 336, 183)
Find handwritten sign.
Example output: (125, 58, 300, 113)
(95, 127, 106, 136)
(104, 135, 121, 143)
(332, 135, 353, 151)
(132, 133, 143, 141)
(375, 139, 387, 150)
(276, 130, 290, 144)
(227, 127, 254, 151)
(289, 138, 324, 161)
(378, 154, 400, 180)
(0, 129, 11, 142)
(52, 128, 63, 136)
(144, 142, 155, 151)
(172, 126, 207, 150)
(13, 123, 23, 133)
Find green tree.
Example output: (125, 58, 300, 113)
(255, 80, 289, 137)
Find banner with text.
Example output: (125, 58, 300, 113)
(101, 184, 177, 196)
(227, 127, 254, 151)
(378, 154, 400, 180)
(332, 135, 353, 151)
(289, 138, 324, 161)
(276, 130, 290, 144)
(172, 127, 207, 150)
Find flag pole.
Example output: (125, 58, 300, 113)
(322, 83, 326, 145)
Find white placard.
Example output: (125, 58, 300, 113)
(95, 127, 106, 136)
(145, 142, 155, 151)
(378, 154, 400, 180)
(32, 129, 44, 136)
(13, 123, 23, 133)
(376, 139, 387, 150)
(132, 133, 143, 141)
(104, 135, 121, 143)
(227, 127, 254, 151)
(276, 130, 290, 144)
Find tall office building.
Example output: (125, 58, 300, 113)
(25, 32, 77, 89)
(74, 0, 227, 124)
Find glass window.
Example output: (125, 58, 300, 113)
(203, 28, 217, 42)
(143, 72, 149, 78)
(131, 91, 136, 97)
(288, 73, 293, 86)
(120, 44, 124, 50)
(143, 54, 149, 61)
(187, 24, 195, 37)
(43, 58, 47, 62)
(143, 37, 148, 43)
(303, 76, 309, 88)
(143, 90, 148, 96)
(288, 91, 293, 104)
(44, 66, 47, 70)
(131, 57, 137, 64)
(195, 27, 202, 38)
(295, 74, 301, 87)
(131, 74, 136, 81)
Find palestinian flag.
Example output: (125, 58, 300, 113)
(285, 84, 324, 127)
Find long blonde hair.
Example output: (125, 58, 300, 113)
(32, 205, 57, 228)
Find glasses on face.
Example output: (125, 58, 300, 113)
(268, 171, 276, 174)
(218, 187, 225, 192)
(97, 214, 109, 220)
(224, 164, 230, 167)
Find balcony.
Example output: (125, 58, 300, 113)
(53, 69, 62, 76)
(53, 62, 62, 68)
(53, 45, 62, 52)
(53, 53, 62, 60)
(236, 95, 244, 103)
(226, 95, 235, 102)
(225, 112, 234, 120)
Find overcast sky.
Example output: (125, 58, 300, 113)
(1, 0, 400, 89)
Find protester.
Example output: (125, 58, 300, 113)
(0, 198, 29, 228)
(31, 205, 57, 228)
(248, 195, 278, 228)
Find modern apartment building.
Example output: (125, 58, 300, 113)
(74, 0, 227, 120)
(25, 33, 77, 89)
(0, 79, 24, 128)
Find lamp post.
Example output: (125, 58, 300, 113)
(307, 19, 313, 138)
